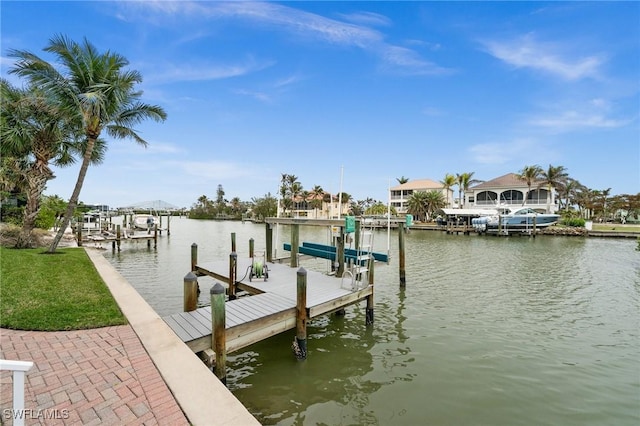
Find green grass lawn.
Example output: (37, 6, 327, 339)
(592, 224, 640, 232)
(0, 247, 126, 330)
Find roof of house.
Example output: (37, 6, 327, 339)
(470, 173, 544, 190)
(391, 178, 443, 191)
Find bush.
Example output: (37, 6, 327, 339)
(561, 217, 586, 227)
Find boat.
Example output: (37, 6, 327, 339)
(472, 207, 560, 233)
(132, 214, 160, 231)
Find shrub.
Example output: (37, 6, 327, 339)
(561, 217, 586, 227)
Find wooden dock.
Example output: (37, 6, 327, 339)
(163, 258, 373, 354)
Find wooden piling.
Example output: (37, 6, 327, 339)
(291, 224, 299, 268)
(398, 222, 406, 287)
(295, 267, 308, 360)
(210, 283, 227, 385)
(116, 225, 121, 252)
(228, 252, 237, 300)
(167, 215, 171, 236)
(366, 255, 375, 326)
(265, 223, 273, 262)
(231, 232, 236, 253)
(336, 227, 345, 278)
(183, 272, 198, 312)
(191, 243, 198, 272)
(154, 224, 158, 248)
(249, 238, 254, 259)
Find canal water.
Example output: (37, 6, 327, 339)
(103, 218, 639, 425)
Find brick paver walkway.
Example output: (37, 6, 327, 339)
(1, 325, 189, 425)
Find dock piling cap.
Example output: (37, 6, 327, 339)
(211, 282, 225, 294)
(184, 271, 197, 282)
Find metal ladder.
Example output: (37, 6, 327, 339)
(341, 221, 374, 291)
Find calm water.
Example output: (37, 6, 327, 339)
(103, 218, 640, 425)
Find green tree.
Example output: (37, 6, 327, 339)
(406, 191, 430, 221)
(517, 165, 543, 206)
(537, 165, 568, 213)
(310, 185, 324, 218)
(9, 35, 167, 252)
(440, 173, 456, 208)
(0, 80, 79, 247)
(424, 190, 446, 219)
(396, 176, 410, 184)
(456, 172, 481, 209)
(251, 193, 277, 222)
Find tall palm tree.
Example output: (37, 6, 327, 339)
(537, 164, 568, 213)
(517, 165, 543, 206)
(396, 176, 410, 185)
(9, 35, 167, 252)
(310, 184, 324, 218)
(440, 173, 456, 208)
(455, 172, 481, 209)
(0, 79, 79, 248)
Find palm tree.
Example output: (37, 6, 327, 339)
(455, 172, 481, 209)
(537, 165, 568, 213)
(517, 165, 543, 206)
(310, 185, 324, 218)
(0, 79, 80, 248)
(440, 173, 456, 208)
(424, 190, 446, 220)
(406, 191, 429, 221)
(9, 35, 167, 252)
(396, 176, 410, 185)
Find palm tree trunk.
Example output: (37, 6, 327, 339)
(16, 164, 53, 248)
(47, 138, 95, 253)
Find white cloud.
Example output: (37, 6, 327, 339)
(469, 138, 538, 165)
(529, 111, 630, 131)
(120, 1, 451, 76)
(482, 34, 604, 80)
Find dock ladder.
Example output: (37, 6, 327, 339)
(341, 221, 375, 291)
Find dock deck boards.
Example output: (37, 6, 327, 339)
(163, 259, 372, 353)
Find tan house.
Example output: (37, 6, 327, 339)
(283, 193, 350, 219)
(390, 179, 455, 214)
(465, 173, 558, 213)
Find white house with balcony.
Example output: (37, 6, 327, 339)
(465, 173, 558, 213)
(389, 179, 455, 214)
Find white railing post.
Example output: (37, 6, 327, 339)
(0, 359, 34, 426)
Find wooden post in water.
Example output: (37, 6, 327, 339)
(533, 215, 537, 237)
(265, 223, 273, 262)
(191, 243, 198, 272)
(336, 227, 345, 278)
(183, 272, 198, 312)
(153, 224, 158, 248)
(366, 255, 375, 326)
(291, 224, 299, 268)
(116, 225, 121, 252)
(210, 283, 227, 385)
(398, 223, 406, 287)
(228, 252, 237, 300)
(294, 267, 308, 360)
(249, 238, 254, 259)
(231, 232, 236, 253)
(498, 214, 503, 235)
(167, 215, 171, 236)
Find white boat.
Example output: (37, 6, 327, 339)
(132, 214, 160, 230)
(472, 207, 560, 233)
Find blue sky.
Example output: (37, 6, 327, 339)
(2, 1, 638, 209)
